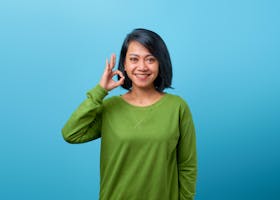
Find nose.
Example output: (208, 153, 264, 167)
(138, 59, 147, 70)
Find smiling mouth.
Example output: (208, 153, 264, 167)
(135, 74, 151, 79)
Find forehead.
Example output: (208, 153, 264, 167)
(127, 41, 152, 56)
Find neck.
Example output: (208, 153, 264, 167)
(130, 86, 158, 97)
(126, 86, 163, 106)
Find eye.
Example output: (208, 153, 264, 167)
(129, 57, 138, 63)
(146, 57, 156, 64)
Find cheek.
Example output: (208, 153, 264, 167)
(124, 63, 136, 73)
(124, 59, 129, 70)
(153, 64, 160, 75)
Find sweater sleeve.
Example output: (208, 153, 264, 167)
(61, 84, 108, 144)
(177, 100, 197, 200)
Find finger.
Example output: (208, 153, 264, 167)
(109, 54, 116, 70)
(117, 76, 125, 85)
(105, 59, 109, 69)
(112, 54, 116, 68)
(112, 70, 125, 86)
(105, 58, 111, 72)
(112, 70, 124, 78)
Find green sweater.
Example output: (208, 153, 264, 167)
(62, 84, 197, 200)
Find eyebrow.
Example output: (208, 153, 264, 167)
(128, 53, 154, 57)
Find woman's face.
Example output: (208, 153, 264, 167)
(124, 41, 159, 90)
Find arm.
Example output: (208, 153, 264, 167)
(61, 84, 108, 143)
(62, 54, 125, 144)
(177, 101, 197, 200)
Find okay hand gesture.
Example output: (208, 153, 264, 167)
(99, 54, 125, 91)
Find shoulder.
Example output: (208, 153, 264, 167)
(103, 95, 120, 106)
(166, 93, 190, 107)
(165, 93, 193, 117)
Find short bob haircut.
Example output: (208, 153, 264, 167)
(118, 28, 172, 92)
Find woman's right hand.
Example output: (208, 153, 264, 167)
(99, 54, 125, 91)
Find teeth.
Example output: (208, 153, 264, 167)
(135, 74, 149, 78)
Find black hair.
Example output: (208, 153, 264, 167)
(118, 28, 173, 92)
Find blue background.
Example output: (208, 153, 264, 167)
(1, 0, 279, 199)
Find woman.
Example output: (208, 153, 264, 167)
(62, 28, 197, 200)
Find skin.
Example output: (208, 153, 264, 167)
(99, 54, 125, 91)
(99, 41, 164, 106)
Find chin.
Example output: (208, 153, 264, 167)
(132, 83, 155, 90)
